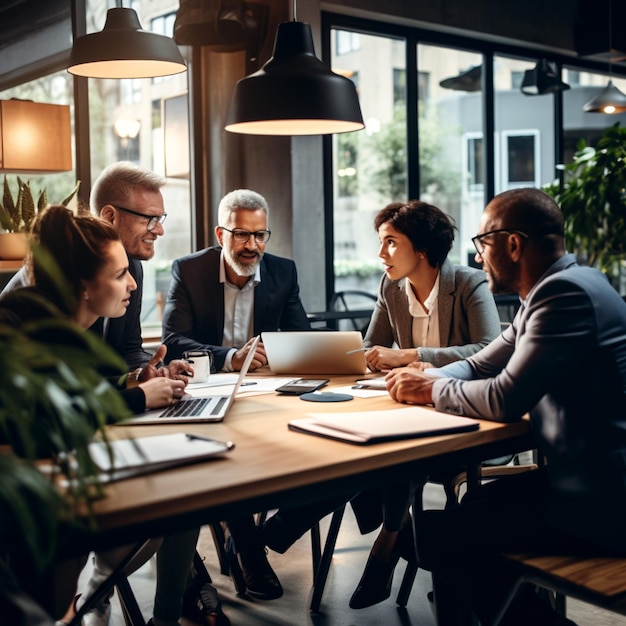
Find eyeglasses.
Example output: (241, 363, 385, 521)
(219, 226, 271, 244)
(471, 229, 528, 255)
(113, 205, 167, 231)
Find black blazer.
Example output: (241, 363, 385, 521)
(162, 247, 311, 370)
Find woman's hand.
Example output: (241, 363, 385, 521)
(365, 346, 418, 372)
(139, 377, 187, 410)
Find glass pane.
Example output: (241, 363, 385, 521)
(86, 0, 192, 337)
(494, 56, 552, 198)
(330, 30, 406, 309)
(418, 45, 483, 267)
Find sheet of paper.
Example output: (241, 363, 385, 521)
(189, 376, 295, 397)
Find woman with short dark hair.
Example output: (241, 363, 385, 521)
(349, 199, 501, 609)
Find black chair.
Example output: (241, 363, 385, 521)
(329, 290, 377, 335)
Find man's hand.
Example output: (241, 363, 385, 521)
(139, 344, 193, 384)
(232, 337, 267, 371)
(386, 366, 436, 405)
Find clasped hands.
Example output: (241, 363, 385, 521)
(378, 362, 437, 406)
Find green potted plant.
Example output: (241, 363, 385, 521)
(544, 123, 626, 288)
(0, 177, 80, 260)
(0, 254, 131, 617)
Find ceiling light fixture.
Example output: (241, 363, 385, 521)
(439, 66, 482, 92)
(520, 59, 570, 95)
(225, 1, 364, 135)
(67, 6, 187, 79)
(583, 0, 626, 114)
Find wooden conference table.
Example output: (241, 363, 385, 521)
(73, 371, 534, 555)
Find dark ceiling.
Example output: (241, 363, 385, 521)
(0, 0, 70, 49)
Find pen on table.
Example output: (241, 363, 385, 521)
(186, 434, 215, 442)
(345, 347, 369, 355)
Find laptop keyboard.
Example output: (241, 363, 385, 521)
(159, 396, 227, 418)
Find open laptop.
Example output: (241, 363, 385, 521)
(122, 335, 260, 425)
(261, 331, 367, 375)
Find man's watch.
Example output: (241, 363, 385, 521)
(126, 367, 144, 388)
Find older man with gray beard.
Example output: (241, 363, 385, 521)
(162, 188, 310, 372)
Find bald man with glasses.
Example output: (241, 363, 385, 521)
(162, 188, 310, 373)
(385, 187, 626, 626)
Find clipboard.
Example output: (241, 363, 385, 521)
(88, 433, 234, 481)
(288, 407, 479, 444)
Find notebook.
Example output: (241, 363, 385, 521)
(123, 335, 260, 425)
(261, 331, 367, 375)
(288, 406, 480, 444)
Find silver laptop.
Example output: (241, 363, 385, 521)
(123, 335, 260, 425)
(261, 331, 367, 375)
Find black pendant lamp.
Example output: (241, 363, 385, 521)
(583, 0, 626, 114)
(520, 60, 570, 95)
(583, 80, 626, 113)
(68, 7, 187, 79)
(225, 20, 364, 135)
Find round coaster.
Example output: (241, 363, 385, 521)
(299, 392, 354, 402)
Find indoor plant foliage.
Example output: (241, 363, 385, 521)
(0, 248, 131, 575)
(544, 123, 626, 282)
(0, 175, 80, 233)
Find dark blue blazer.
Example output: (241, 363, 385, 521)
(162, 247, 311, 370)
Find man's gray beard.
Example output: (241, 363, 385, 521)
(225, 248, 262, 277)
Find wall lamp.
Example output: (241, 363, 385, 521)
(67, 6, 187, 79)
(521, 60, 570, 95)
(0, 100, 72, 173)
(225, 12, 364, 136)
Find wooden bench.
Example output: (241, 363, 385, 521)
(492, 548, 626, 625)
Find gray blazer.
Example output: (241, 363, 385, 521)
(364, 259, 501, 367)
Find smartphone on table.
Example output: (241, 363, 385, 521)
(276, 378, 330, 395)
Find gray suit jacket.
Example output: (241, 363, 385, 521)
(433, 254, 626, 549)
(364, 259, 501, 367)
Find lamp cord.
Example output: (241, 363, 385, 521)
(293, 0, 298, 22)
(608, 0, 613, 78)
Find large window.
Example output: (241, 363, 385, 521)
(0, 0, 193, 337)
(330, 31, 407, 296)
(324, 15, 626, 296)
(83, 0, 192, 334)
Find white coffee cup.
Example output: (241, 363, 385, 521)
(183, 350, 211, 384)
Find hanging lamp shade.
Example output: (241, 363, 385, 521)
(583, 80, 626, 113)
(520, 60, 570, 95)
(67, 8, 187, 79)
(225, 21, 364, 135)
(439, 65, 482, 92)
